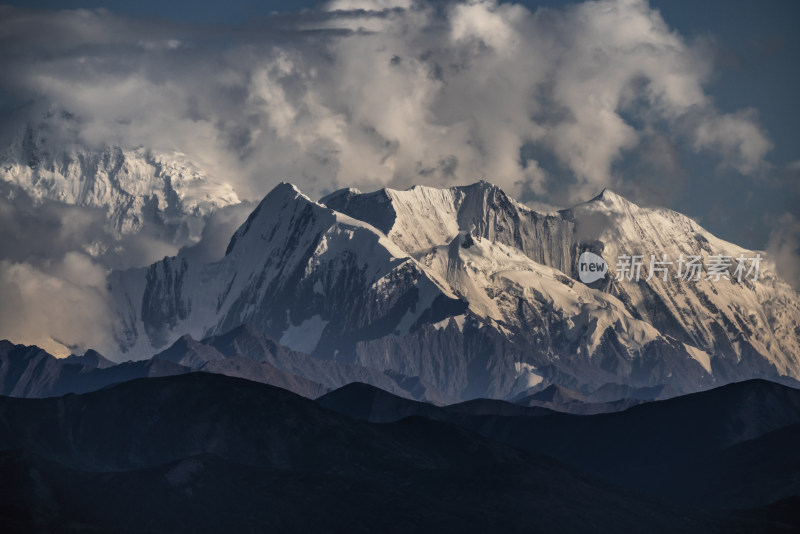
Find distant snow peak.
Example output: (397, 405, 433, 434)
(0, 121, 241, 238)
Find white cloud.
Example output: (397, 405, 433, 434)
(0, 0, 773, 203)
(693, 109, 773, 175)
(0, 182, 197, 357)
(325, 0, 414, 11)
(0, 255, 113, 356)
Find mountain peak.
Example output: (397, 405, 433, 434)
(2, 119, 241, 237)
(580, 187, 636, 213)
(271, 182, 307, 201)
(466, 179, 498, 190)
(592, 187, 624, 202)
(225, 182, 316, 255)
(207, 323, 270, 344)
(319, 187, 362, 206)
(63, 349, 116, 369)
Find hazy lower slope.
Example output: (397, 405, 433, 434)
(0, 340, 187, 398)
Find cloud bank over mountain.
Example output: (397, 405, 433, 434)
(0, 0, 772, 201)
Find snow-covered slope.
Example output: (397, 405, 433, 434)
(110, 183, 464, 361)
(327, 183, 800, 389)
(0, 121, 240, 236)
(425, 231, 665, 353)
(322, 181, 575, 271)
(107, 181, 800, 399)
(570, 189, 800, 381)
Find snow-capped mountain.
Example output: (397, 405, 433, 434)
(110, 183, 465, 356)
(107, 181, 800, 399)
(569, 190, 800, 382)
(0, 117, 240, 237)
(327, 183, 800, 390)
